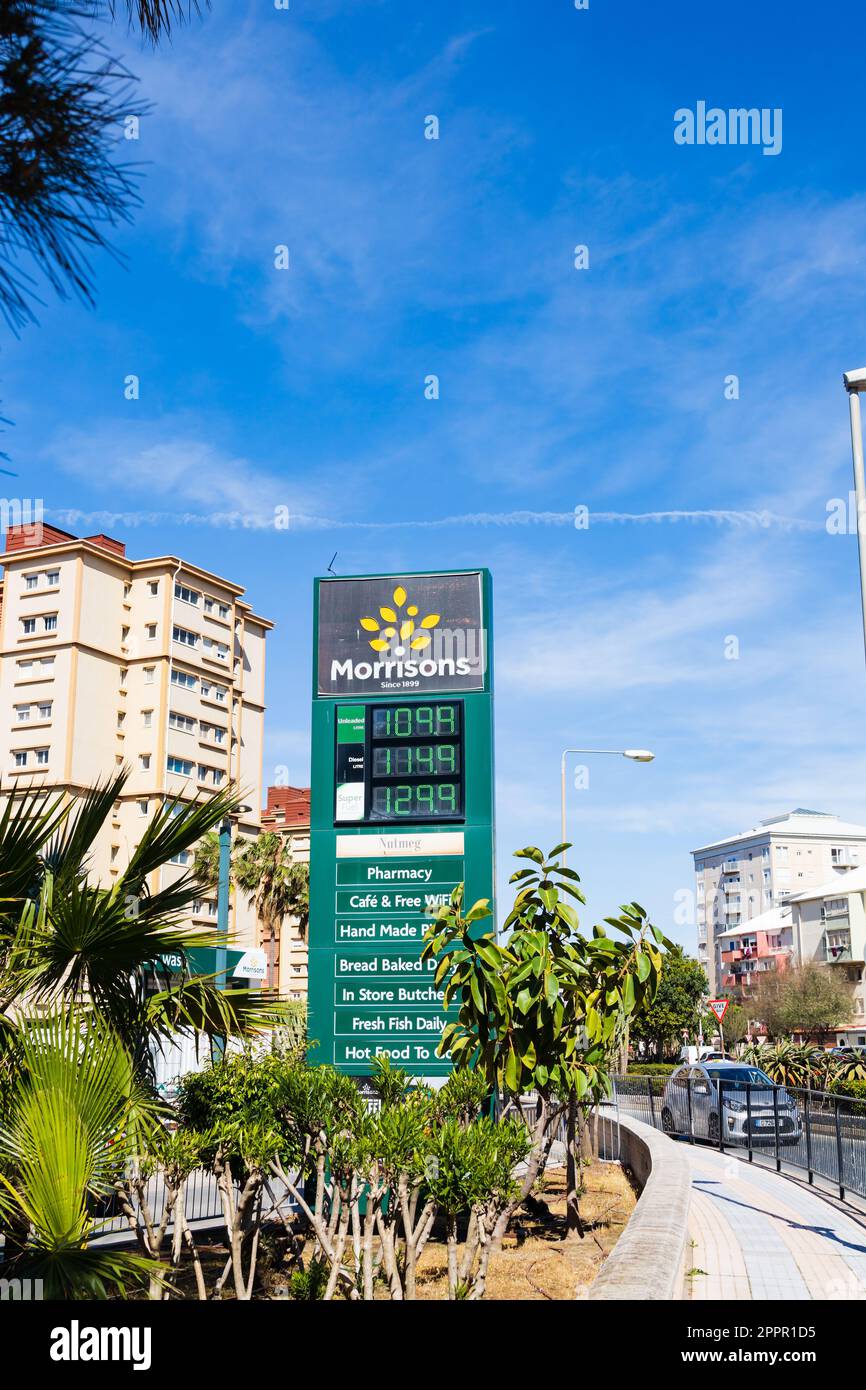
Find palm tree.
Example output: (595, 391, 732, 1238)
(233, 833, 309, 989)
(0, 770, 286, 1297)
(0, 771, 278, 1082)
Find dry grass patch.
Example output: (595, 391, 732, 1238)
(414, 1160, 636, 1300)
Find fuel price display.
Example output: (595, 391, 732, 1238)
(335, 701, 465, 824)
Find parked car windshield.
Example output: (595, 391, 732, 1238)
(705, 1066, 773, 1088)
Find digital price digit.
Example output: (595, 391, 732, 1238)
(371, 743, 460, 778)
(371, 703, 461, 739)
(370, 781, 462, 820)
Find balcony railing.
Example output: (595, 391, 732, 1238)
(822, 929, 855, 963)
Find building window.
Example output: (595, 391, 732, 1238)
(145, 623, 157, 640)
(46, 570, 59, 586)
(21, 618, 36, 635)
(24, 575, 38, 591)
(139, 754, 151, 771)
(142, 710, 153, 728)
(167, 755, 193, 776)
(41, 657, 54, 670)
(14, 751, 27, 767)
(173, 625, 197, 648)
(117, 712, 125, 729)
(138, 799, 149, 816)
(218, 603, 229, 619)
(123, 583, 131, 599)
(169, 712, 196, 734)
(35, 748, 48, 766)
(832, 846, 859, 866)
(110, 845, 119, 863)
(43, 615, 57, 632)
(171, 669, 196, 690)
(144, 666, 155, 684)
(174, 583, 200, 607)
(149, 580, 159, 596)
(16, 705, 30, 722)
(169, 850, 190, 866)
(37, 703, 52, 720)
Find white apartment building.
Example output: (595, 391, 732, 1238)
(0, 522, 272, 947)
(693, 809, 866, 995)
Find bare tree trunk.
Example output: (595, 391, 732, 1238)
(446, 1215, 460, 1299)
(565, 1092, 585, 1240)
(491, 1094, 555, 1246)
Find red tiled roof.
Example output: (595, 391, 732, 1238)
(262, 785, 310, 828)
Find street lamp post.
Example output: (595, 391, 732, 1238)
(843, 368, 866, 669)
(559, 748, 655, 866)
(216, 803, 253, 990)
(214, 802, 252, 1062)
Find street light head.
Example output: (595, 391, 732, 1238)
(623, 749, 655, 762)
(844, 368, 866, 393)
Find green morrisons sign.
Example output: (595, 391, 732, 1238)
(309, 570, 494, 1077)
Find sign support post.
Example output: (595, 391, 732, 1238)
(708, 997, 729, 1054)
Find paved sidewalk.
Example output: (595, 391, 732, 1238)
(684, 1145, 866, 1300)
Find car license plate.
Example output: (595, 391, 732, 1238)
(756, 1118, 774, 1128)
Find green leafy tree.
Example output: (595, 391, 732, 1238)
(751, 963, 852, 1040)
(630, 946, 707, 1059)
(425, 1116, 529, 1300)
(423, 843, 669, 1239)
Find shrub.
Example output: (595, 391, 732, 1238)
(627, 1065, 670, 1076)
(828, 1077, 866, 1102)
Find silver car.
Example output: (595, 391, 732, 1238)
(661, 1061, 802, 1146)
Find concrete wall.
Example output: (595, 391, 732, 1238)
(588, 1112, 690, 1301)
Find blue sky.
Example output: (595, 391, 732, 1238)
(3, 0, 866, 947)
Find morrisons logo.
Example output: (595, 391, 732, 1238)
(331, 655, 473, 684)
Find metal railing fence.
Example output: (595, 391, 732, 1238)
(612, 1073, 866, 1202)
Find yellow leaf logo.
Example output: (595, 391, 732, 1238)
(359, 587, 441, 655)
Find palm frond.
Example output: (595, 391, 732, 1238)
(120, 785, 239, 892)
(111, 0, 207, 44)
(0, 1008, 160, 1297)
(147, 979, 286, 1041)
(42, 771, 128, 888)
(0, 783, 70, 918)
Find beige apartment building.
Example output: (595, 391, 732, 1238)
(693, 808, 866, 995)
(0, 522, 272, 947)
